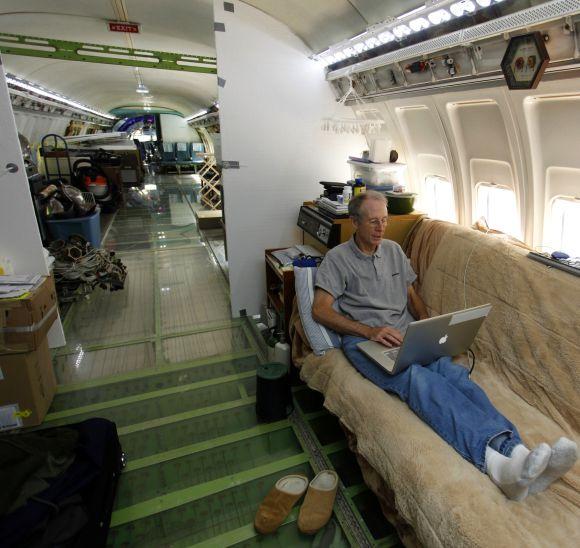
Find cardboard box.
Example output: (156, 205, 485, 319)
(0, 276, 58, 354)
(0, 338, 56, 430)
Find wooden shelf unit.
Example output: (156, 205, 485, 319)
(265, 249, 295, 342)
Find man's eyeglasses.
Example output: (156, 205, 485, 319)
(367, 217, 388, 228)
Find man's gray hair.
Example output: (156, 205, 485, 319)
(348, 190, 388, 220)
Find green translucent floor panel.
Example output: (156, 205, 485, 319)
(61, 253, 155, 350)
(120, 403, 260, 461)
(294, 388, 325, 414)
(352, 491, 402, 542)
(104, 237, 203, 253)
(47, 379, 244, 428)
(329, 449, 364, 488)
(233, 520, 349, 548)
(158, 248, 232, 333)
(114, 428, 302, 510)
(240, 376, 257, 397)
(54, 342, 156, 385)
(107, 464, 313, 548)
(51, 355, 260, 412)
(163, 327, 249, 363)
(309, 414, 346, 446)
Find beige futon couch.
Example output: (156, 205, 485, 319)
(291, 219, 579, 547)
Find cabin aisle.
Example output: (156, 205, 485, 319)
(48, 174, 401, 547)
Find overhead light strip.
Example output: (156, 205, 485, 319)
(325, 0, 580, 80)
(5, 75, 116, 120)
(314, 0, 506, 67)
(185, 109, 209, 122)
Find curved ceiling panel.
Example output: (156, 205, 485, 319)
(0, 0, 216, 114)
(241, 0, 422, 53)
(1, 56, 215, 115)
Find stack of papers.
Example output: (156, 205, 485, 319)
(316, 197, 349, 216)
(0, 274, 42, 300)
(271, 245, 323, 267)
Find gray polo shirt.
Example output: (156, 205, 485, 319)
(315, 236, 417, 332)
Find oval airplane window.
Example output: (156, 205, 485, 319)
(424, 175, 457, 223)
(475, 183, 521, 239)
(547, 197, 580, 257)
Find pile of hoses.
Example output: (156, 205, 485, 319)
(49, 235, 127, 299)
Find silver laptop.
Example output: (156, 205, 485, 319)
(356, 304, 492, 375)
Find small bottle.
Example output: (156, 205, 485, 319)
(342, 185, 352, 205)
(353, 178, 366, 196)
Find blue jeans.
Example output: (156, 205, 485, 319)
(343, 336, 522, 471)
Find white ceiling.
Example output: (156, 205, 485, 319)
(0, 0, 421, 117)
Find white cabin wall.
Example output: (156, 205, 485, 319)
(159, 114, 201, 142)
(12, 112, 69, 146)
(213, 0, 365, 317)
(0, 67, 65, 347)
(375, 74, 580, 250)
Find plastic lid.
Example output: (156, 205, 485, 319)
(257, 362, 288, 380)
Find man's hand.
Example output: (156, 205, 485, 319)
(365, 326, 403, 348)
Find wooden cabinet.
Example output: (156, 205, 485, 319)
(265, 249, 295, 342)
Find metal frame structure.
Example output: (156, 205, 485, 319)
(0, 32, 217, 74)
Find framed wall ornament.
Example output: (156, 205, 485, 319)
(501, 32, 550, 90)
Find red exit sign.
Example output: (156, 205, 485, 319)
(108, 21, 140, 33)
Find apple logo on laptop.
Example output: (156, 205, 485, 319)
(439, 334, 448, 345)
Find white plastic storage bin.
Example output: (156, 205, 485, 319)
(348, 160, 407, 186)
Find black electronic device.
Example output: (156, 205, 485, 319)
(527, 251, 580, 277)
(319, 181, 346, 201)
(297, 205, 341, 247)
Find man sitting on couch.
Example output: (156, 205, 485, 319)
(312, 190, 577, 501)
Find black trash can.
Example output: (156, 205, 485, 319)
(255, 362, 293, 422)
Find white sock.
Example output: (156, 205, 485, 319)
(529, 437, 578, 495)
(485, 443, 551, 501)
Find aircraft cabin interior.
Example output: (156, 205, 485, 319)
(0, 1, 579, 547)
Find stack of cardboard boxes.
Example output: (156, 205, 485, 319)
(0, 276, 58, 431)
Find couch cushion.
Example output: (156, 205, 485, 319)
(299, 348, 580, 547)
(294, 266, 341, 355)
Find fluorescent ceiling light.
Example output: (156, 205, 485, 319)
(184, 109, 209, 122)
(397, 6, 426, 20)
(409, 17, 430, 32)
(450, 1, 476, 17)
(6, 76, 115, 119)
(314, 0, 507, 66)
(378, 31, 395, 44)
(428, 9, 452, 24)
(393, 25, 412, 39)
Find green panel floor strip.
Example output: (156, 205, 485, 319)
(124, 420, 289, 472)
(57, 349, 256, 392)
(304, 409, 328, 421)
(54, 320, 245, 357)
(118, 396, 256, 436)
(376, 535, 405, 548)
(346, 484, 369, 498)
(54, 335, 156, 357)
(153, 247, 164, 365)
(110, 453, 309, 528)
(324, 440, 348, 455)
(161, 319, 243, 341)
(46, 370, 256, 421)
(240, 321, 267, 365)
(51, 354, 259, 412)
(187, 508, 300, 548)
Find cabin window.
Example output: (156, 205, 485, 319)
(548, 197, 580, 257)
(475, 183, 521, 238)
(423, 176, 457, 223)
